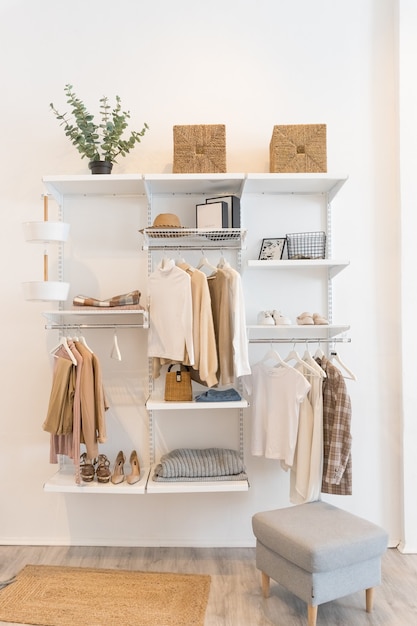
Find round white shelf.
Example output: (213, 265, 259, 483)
(23, 221, 70, 243)
(22, 281, 70, 302)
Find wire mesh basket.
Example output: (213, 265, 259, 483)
(286, 231, 326, 259)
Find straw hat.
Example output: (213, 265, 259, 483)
(139, 213, 184, 232)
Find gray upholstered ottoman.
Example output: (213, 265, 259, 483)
(252, 501, 388, 626)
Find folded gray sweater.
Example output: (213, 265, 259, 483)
(153, 448, 247, 482)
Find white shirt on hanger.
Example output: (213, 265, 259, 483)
(148, 258, 195, 365)
(250, 361, 311, 467)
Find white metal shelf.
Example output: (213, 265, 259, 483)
(247, 324, 350, 340)
(143, 173, 246, 197)
(142, 228, 246, 250)
(146, 396, 248, 410)
(247, 258, 349, 278)
(146, 465, 249, 493)
(43, 465, 150, 494)
(43, 465, 248, 494)
(42, 174, 146, 204)
(42, 173, 348, 203)
(243, 173, 348, 201)
(43, 308, 149, 329)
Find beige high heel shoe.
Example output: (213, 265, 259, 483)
(111, 451, 126, 484)
(127, 450, 141, 485)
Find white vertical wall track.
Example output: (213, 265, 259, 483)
(146, 188, 155, 466)
(326, 194, 333, 326)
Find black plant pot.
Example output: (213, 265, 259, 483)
(88, 160, 113, 175)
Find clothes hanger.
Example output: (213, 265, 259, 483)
(302, 345, 326, 378)
(77, 327, 94, 354)
(50, 336, 77, 366)
(260, 345, 293, 369)
(330, 349, 357, 381)
(175, 248, 187, 266)
(284, 345, 321, 377)
(217, 251, 228, 269)
(111, 328, 122, 361)
(314, 342, 325, 359)
(197, 250, 217, 273)
(160, 248, 172, 269)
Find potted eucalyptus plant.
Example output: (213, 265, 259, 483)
(50, 84, 149, 174)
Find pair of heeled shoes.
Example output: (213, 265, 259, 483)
(111, 450, 141, 485)
(80, 450, 141, 485)
(80, 453, 113, 484)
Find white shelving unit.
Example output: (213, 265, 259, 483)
(41, 174, 149, 495)
(39, 172, 349, 495)
(143, 174, 250, 493)
(243, 172, 349, 345)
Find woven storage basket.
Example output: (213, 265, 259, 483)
(286, 231, 326, 259)
(173, 124, 226, 173)
(270, 124, 327, 173)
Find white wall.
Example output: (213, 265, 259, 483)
(398, 0, 417, 553)
(0, 0, 405, 547)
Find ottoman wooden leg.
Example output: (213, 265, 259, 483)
(261, 571, 270, 598)
(307, 604, 318, 626)
(366, 587, 374, 612)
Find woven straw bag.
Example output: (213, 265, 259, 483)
(164, 364, 193, 402)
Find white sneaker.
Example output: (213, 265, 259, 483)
(272, 310, 292, 325)
(257, 310, 275, 325)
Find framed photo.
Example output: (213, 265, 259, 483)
(258, 237, 286, 260)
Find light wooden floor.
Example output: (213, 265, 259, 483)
(0, 546, 415, 625)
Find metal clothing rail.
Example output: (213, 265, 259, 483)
(143, 245, 242, 251)
(44, 323, 146, 330)
(248, 337, 351, 344)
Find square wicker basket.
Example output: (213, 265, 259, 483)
(270, 124, 327, 173)
(173, 124, 226, 173)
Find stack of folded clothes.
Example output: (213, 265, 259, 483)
(152, 447, 247, 482)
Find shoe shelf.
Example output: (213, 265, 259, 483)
(43, 465, 151, 494)
(43, 465, 249, 494)
(247, 324, 350, 340)
(146, 465, 249, 493)
(246, 259, 350, 279)
(42, 309, 149, 329)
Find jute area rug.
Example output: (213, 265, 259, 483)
(0, 564, 211, 626)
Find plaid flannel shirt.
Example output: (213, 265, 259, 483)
(316, 356, 352, 495)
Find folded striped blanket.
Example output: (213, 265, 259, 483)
(153, 448, 247, 482)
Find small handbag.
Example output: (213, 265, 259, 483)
(164, 363, 193, 402)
